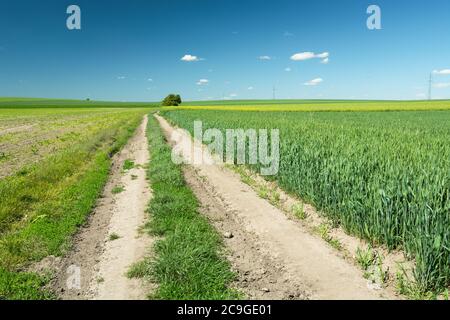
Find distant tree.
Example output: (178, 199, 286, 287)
(162, 94, 182, 106)
(86, 98, 90, 101)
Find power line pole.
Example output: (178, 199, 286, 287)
(428, 73, 433, 101)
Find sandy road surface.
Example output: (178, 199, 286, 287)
(53, 115, 153, 300)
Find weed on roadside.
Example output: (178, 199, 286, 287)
(123, 159, 135, 171)
(109, 233, 120, 241)
(291, 203, 307, 220)
(112, 185, 125, 194)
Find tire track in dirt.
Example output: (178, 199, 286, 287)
(156, 114, 396, 300)
(183, 166, 310, 299)
(51, 115, 153, 300)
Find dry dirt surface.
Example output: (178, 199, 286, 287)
(51, 115, 153, 300)
(156, 114, 396, 300)
(0, 124, 35, 136)
(183, 166, 310, 299)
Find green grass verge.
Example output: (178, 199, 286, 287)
(0, 269, 54, 300)
(0, 113, 143, 300)
(128, 114, 239, 300)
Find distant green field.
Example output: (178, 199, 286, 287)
(181, 99, 401, 106)
(0, 98, 156, 109)
(3, 97, 450, 112)
(174, 100, 450, 112)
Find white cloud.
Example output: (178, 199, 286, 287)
(230, 93, 238, 97)
(416, 93, 426, 98)
(304, 78, 323, 86)
(117, 76, 126, 80)
(434, 83, 450, 88)
(285, 67, 291, 72)
(433, 69, 450, 75)
(291, 51, 330, 63)
(291, 52, 316, 61)
(147, 78, 153, 82)
(247, 86, 254, 90)
(316, 52, 329, 59)
(196, 79, 209, 85)
(321, 58, 329, 64)
(258, 55, 272, 60)
(181, 54, 201, 62)
(283, 31, 294, 37)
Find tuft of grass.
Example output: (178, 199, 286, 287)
(356, 246, 376, 271)
(357, 248, 388, 287)
(111, 185, 125, 194)
(373, 255, 389, 285)
(131, 174, 138, 180)
(129, 115, 240, 300)
(315, 223, 331, 241)
(269, 190, 281, 206)
(108, 233, 120, 241)
(231, 165, 256, 186)
(328, 238, 343, 251)
(123, 159, 135, 171)
(127, 260, 152, 279)
(291, 203, 307, 220)
(314, 223, 342, 251)
(257, 186, 269, 199)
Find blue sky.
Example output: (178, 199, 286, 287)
(1, 0, 450, 101)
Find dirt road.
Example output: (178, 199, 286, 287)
(156, 114, 395, 300)
(50, 112, 396, 300)
(53, 115, 152, 300)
